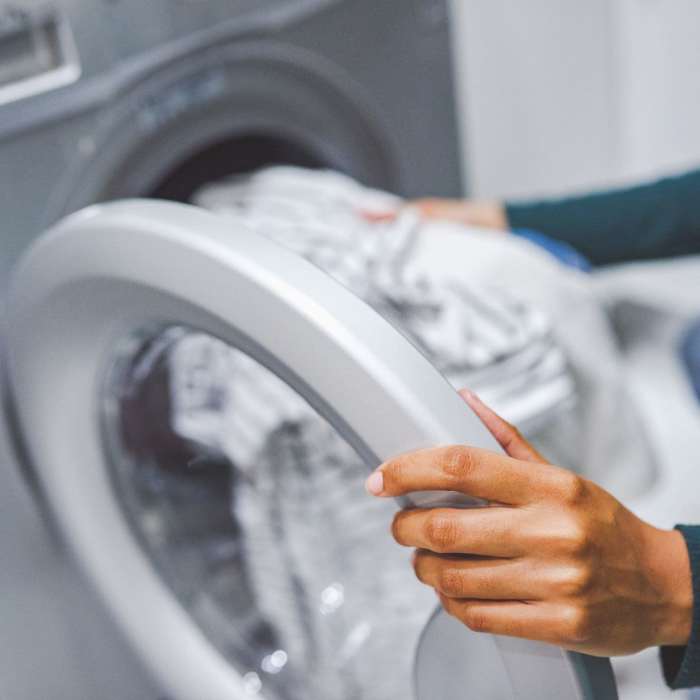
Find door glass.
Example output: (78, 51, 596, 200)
(101, 325, 436, 700)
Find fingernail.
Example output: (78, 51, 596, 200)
(460, 388, 480, 404)
(365, 470, 384, 496)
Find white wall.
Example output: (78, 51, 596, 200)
(450, 0, 700, 199)
(614, 0, 700, 181)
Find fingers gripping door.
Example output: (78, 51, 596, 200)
(5, 201, 617, 700)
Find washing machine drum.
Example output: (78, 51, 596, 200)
(5, 201, 618, 700)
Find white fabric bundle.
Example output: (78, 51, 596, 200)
(187, 166, 578, 465)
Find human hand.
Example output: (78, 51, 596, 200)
(365, 390, 692, 656)
(363, 199, 508, 230)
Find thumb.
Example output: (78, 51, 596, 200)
(459, 389, 547, 464)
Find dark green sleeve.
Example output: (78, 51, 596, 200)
(505, 168, 700, 266)
(660, 525, 700, 690)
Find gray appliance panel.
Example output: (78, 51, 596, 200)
(0, 338, 161, 700)
(0, 0, 463, 286)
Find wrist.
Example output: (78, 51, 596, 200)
(496, 203, 508, 229)
(481, 201, 508, 230)
(645, 526, 693, 647)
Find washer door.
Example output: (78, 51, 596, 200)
(5, 200, 617, 700)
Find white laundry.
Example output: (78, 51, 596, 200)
(187, 166, 578, 467)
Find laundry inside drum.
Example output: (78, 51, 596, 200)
(102, 325, 436, 700)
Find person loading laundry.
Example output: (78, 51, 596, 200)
(365, 167, 700, 689)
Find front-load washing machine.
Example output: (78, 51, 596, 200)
(3, 199, 620, 700)
(0, 3, 465, 696)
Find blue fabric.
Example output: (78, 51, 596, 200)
(681, 320, 700, 404)
(512, 228, 592, 272)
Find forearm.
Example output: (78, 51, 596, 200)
(505, 169, 700, 266)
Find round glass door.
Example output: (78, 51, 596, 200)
(5, 200, 617, 700)
(102, 324, 435, 700)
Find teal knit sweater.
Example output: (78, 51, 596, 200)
(661, 526, 700, 689)
(506, 168, 700, 266)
